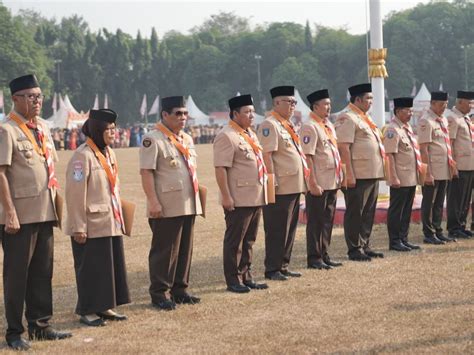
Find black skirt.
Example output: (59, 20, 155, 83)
(71, 236, 131, 315)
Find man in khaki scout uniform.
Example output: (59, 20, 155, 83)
(140, 96, 202, 311)
(418, 91, 456, 244)
(384, 97, 422, 252)
(214, 94, 269, 293)
(301, 89, 343, 270)
(0, 75, 71, 350)
(335, 83, 385, 261)
(257, 85, 307, 281)
(446, 91, 474, 239)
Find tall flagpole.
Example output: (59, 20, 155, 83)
(368, 0, 389, 195)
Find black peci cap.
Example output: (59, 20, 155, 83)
(393, 97, 414, 108)
(89, 109, 117, 123)
(9, 74, 40, 95)
(161, 96, 186, 111)
(228, 94, 254, 111)
(431, 91, 448, 101)
(270, 86, 295, 98)
(306, 89, 330, 106)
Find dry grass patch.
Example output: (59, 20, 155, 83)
(0, 145, 472, 353)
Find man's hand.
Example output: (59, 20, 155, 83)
(5, 209, 20, 234)
(390, 176, 401, 189)
(73, 232, 87, 244)
(424, 174, 434, 186)
(221, 195, 235, 211)
(346, 173, 356, 188)
(149, 200, 163, 218)
(309, 182, 324, 196)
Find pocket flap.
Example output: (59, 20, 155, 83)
(277, 169, 298, 177)
(87, 204, 110, 213)
(237, 179, 257, 187)
(161, 180, 184, 193)
(13, 185, 40, 199)
(17, 141, 33, 151)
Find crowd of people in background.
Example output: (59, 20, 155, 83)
(50, 124, 223, 150)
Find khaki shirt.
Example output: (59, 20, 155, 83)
(65, 143, 124, 238)
(447, 107, 474, 171)
(383, 117, 418, 187)
(257, 116, 307, 195)
(213, 124, 266, 207)
(417, 109, 450, 180)
(139, 129, 202, 218)
(0, 113, 58, 224)
(335, 106, 385, 179)
(301, 118, 339, 190)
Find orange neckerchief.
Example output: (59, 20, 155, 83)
(86, 138, 118, 190)
(309, 112, 337, 147)
(156, 123, 190, 159)
(9, 111, 47, 157)
(228, 120, 262, 154)
(348, 103, 382, 137)
(270, 111, 301, 145)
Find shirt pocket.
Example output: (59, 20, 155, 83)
(236, 179, 258, 187)
(161, 180, 184, 193)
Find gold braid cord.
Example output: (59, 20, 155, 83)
(368, 48, 388, 78)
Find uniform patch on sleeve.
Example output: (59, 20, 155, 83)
(303, 136, 310, 144)
(386, 129, 395, 139)
(262, 128, 270, 137)
(72, 161, 84, 182)
(142, 138, 152, 148)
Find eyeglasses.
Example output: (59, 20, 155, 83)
(280, 99, 297, 105)
(173, 110, 189, 116)
(14, 94, 45, 102)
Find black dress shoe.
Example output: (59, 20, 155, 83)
(152, 299, 176, 311)
(308, 261, 332, 270)
(243, 281, 269, 290)
(452, 230, 471, 239)
(265, 271, 288, 281)
(436, 233, 456, 242)
(7, 338, 31, 351)
(79, 316, 107, 327)
(365, 249, 384, 258)
(280, 270, 302, 277)
(403, 241, 421, 250)
(423, 235, 445, 245)
(96, 311, 128, 321)
(348, 251, 372, 262)
(324, 259, 343, 267)
(227, 284, 251, 293)
(28, 326, 72, 340)
(172, 294, 201, 304)
(389, 242, 411, 252)
(461, 229, 473, 237)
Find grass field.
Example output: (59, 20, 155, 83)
(0, 144, 473, 354)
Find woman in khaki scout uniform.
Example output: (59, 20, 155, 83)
(65, 109, 130, 327)
(257, 86, 307, 281)
(301, 89, 343, 270)
(335, 83, 385, 262)
(384, 97, 421, 252)
(0, 75, 71, 351)
(446, 91, 474, 239)
(214, 94, 268, 293)
(140, 96, 202, 311)
(418, 91, 456, 245)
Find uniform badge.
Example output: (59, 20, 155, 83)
(245, 153, 252, 160)
(303, 136, 310, 144)
(170, 159, 178, 167)
(286, 140, 292, 147)
(73, 161, 84, 182)
(262, 128, 270, 137)
(24, 151, 33, 159)
(386, 130, 395, 139)
(142, 138, 152, 148)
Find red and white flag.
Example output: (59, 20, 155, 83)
(104, 94, 109, 109)
(0, 90, 4, 110)
(148, 95, 159, 115)
(52, 93, 57, 113)
(140, 94, 147, 117)
(92, 94, 99, 109)
(410, 84, 417, 97)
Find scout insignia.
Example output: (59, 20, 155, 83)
(286, 140, 292, 147)
(386, 129, 395, 139)
(142, 138, 152, 148)
(245, 153, 252, 160)
(24, 150, 33, 159)
(303, 136, 310, 144)
(73, 161, 84, 182)
(170, 159, 178, 167)
(262, 128, 270, 137)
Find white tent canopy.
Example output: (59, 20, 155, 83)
(414, 83, 431, 103)
(187, 95, 210, 125)
(47, 94, 87, 129)
(294, 89, 311, 121)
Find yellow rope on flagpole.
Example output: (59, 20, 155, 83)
(368, 48, 388, 78)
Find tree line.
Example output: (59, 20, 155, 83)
(0, 0, 473, 123)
